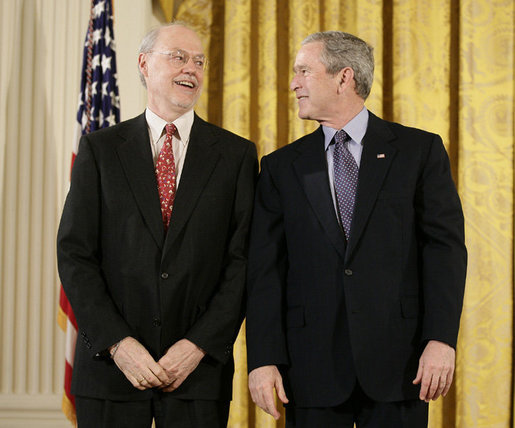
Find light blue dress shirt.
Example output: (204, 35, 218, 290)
(323, 107, 369, 221)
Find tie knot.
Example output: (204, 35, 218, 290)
(165, 123, 177, 137)
(334, 129, 350, 146)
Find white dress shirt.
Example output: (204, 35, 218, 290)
(145, 107, 194, 187)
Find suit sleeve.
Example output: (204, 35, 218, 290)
(245, 155, 290, 372)
(184, 142, 258, 364)
(57, 136, 133, 357)
(416, 134, 467, 348)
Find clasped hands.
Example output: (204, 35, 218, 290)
(111, 337, 206, 392)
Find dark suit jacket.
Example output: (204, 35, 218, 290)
(57, 112, 257, 401)
(246, 112, 466, 407)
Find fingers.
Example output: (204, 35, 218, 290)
(414, 340, 456, 402)
(135, 363, 168, 389)
(113, 337, 169, 389)
(161, 376, 185, 392)
(275, 377, 289, 405)
(145, 362, 169, 387)
(126, 372, 148, 391)
(149, 361, 173, 386)
(248, 366, 286, 420)
(442, 368, 454, 397)
(250, 382, 280, 419)
(125, 368, 160, 390)
(412, 364, 423, 385)
(264, 390, 281, 420)
(157, 339, 205, 391)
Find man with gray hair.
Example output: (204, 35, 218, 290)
(58, 22, 257, 427)
(246, 31, 466, 427)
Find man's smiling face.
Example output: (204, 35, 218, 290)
(290, 41, 341, 123)
(140, 25, 205, 119)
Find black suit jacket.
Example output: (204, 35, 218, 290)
(246, 112, 466, 407)
(57, 112, 257, 401)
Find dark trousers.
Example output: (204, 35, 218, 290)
(75, 392, 230, 428)
(285, 383, 428, 428)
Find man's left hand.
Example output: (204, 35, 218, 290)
(413, 340, 455, 402)
(158, 339, 206, 392)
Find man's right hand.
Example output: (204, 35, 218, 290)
(111, 337, 170, 390)
(248, 365, 289, 420)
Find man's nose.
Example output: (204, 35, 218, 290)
(290, 75, 299, 91)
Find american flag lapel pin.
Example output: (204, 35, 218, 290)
(377, 153, 386, 159)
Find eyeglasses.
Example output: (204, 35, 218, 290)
(149, 49, 207, 71)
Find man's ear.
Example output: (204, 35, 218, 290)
(138, 53, 148, 78)
(337, 66, 355, 93)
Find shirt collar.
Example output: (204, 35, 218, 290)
(145, 107, 195, 146)
(323, 106, 369, 150)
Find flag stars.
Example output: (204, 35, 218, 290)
(101, 54, 112, 71)
(102, 81, 109, 97)
(92, 29, 103, 45)
(104, 28, 113, 49)
(90, 81, 98, 96)
(105, 112, 116, 126)
(93, 0, 105, 18)
(91, 54, 100, 69)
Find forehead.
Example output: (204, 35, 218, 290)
(294, 42, 324, 69)
(154, 26, 204, 54)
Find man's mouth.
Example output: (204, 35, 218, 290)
(175, 80, 196, 88)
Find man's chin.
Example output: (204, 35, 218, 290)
(173, 100, 196, 111)
(171, 94, 201, 112)
(297, 110, 311, 120)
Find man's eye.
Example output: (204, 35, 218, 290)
(173, 54, 185, 61)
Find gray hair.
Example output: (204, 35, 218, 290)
(138, 21, 195, 87)
(302, 31, 374, 100)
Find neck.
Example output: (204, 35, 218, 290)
(319, 101, 364, 130)
(147, 99, 192, 123)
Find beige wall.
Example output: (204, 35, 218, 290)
(0, 1, 162, 426)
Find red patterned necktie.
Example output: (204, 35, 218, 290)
(333, 129, 359, 240)
(156, 123, 177, 231)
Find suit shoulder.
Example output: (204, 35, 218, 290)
(372, 113, 439, 142)
(84, 115, 142, 140)
(262, 127, 323, 163)
(390, 121, 437, 140)
(367, 114, 448, 171)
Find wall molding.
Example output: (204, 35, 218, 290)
(0, 394, 71, 427)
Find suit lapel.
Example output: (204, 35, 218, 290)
(293, 127, 347, 260)
(116, 114, 165, 249)
(165, 114, 220, 249)
(346, 113, 397, 261)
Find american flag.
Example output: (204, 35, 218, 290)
(57, 0, 120, 424)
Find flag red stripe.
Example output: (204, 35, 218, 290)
(59, 286, 78, 329)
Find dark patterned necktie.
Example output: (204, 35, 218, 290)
(156, 123, 177, 231)
(333, 129, 359, 240)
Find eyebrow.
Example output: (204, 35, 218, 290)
(165, 47, 206, 58)
(293, 64, 309, 73)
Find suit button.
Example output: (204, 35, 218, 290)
(344, 269, 353, 276)
(152, 318, 161, 327)
(161, 272, 169, 279)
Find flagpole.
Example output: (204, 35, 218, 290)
(58, 0, 120, 424)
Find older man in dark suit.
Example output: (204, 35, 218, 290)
(246, 31, 466, 427)
(57, 22, 257, 427)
